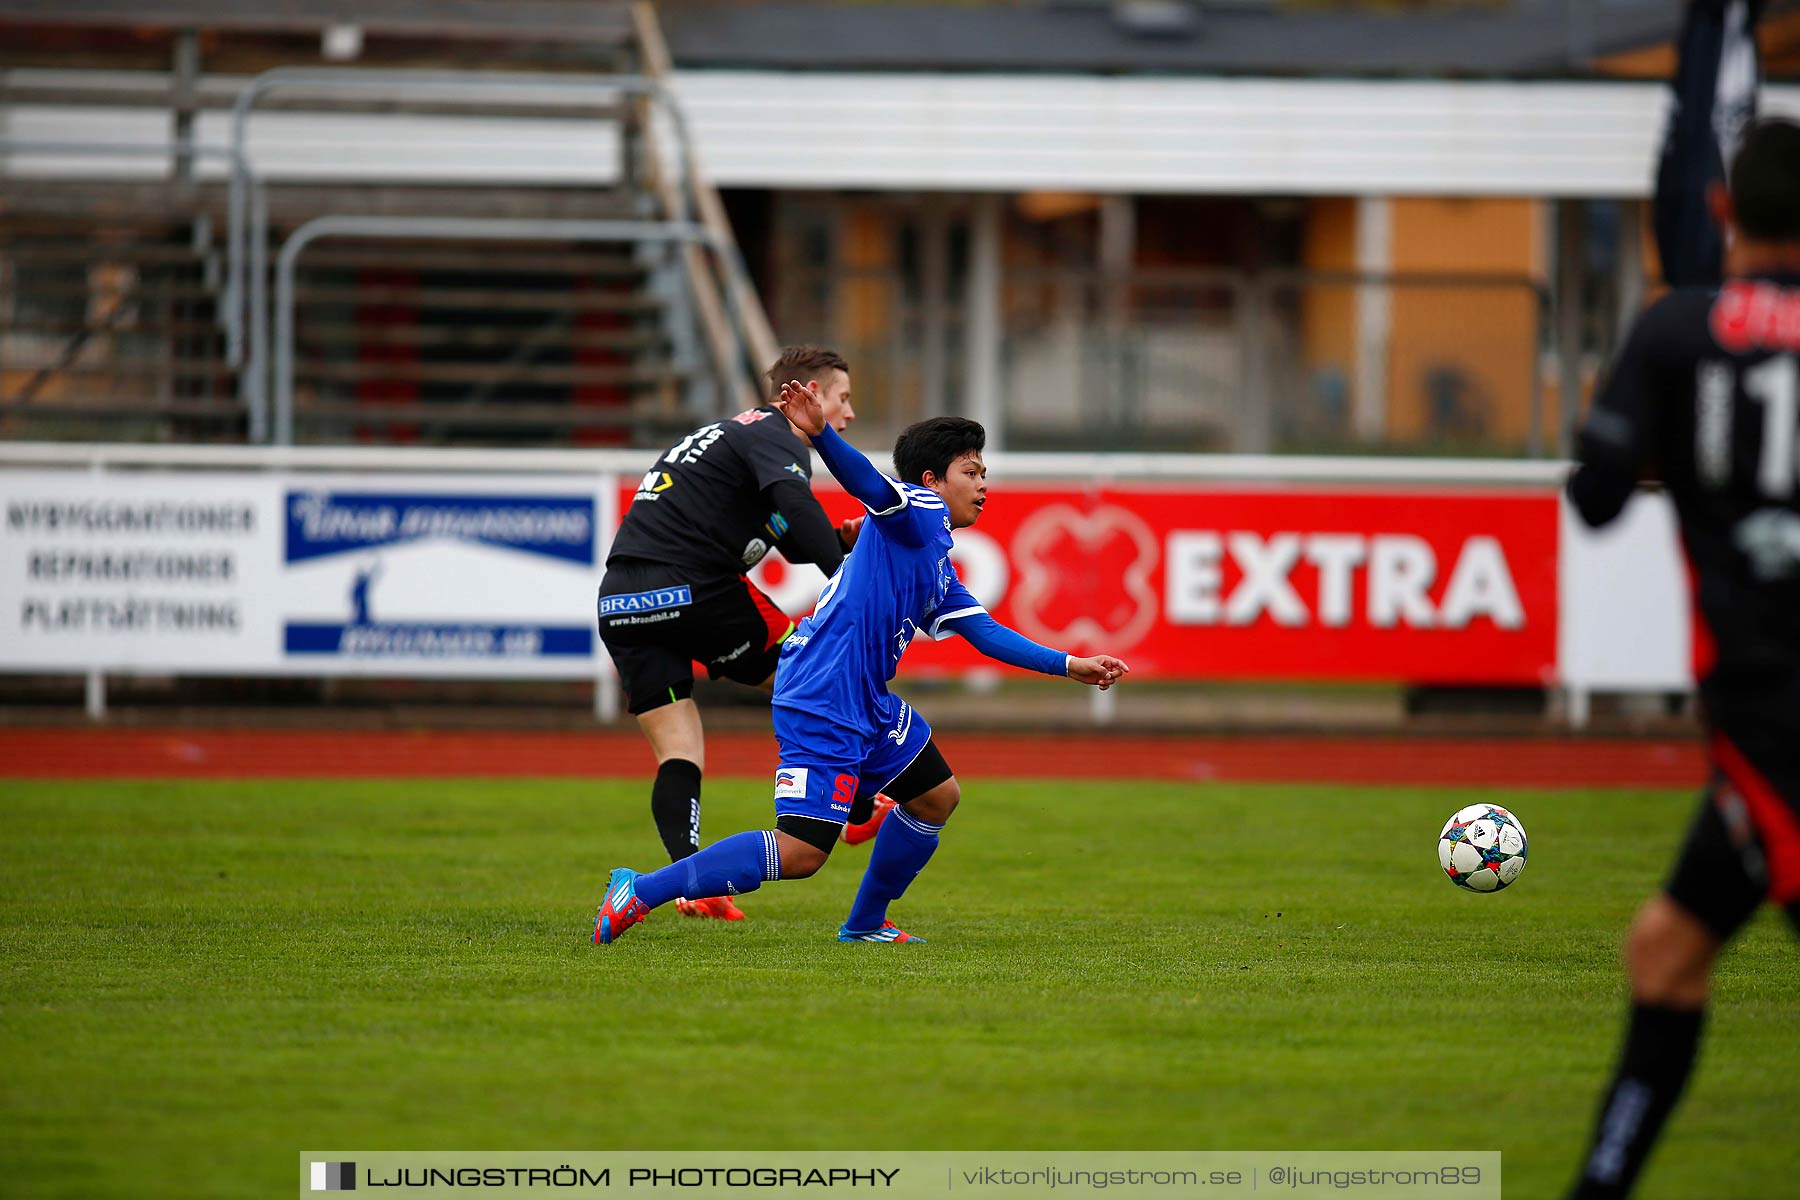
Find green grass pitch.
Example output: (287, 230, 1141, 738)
(3, 777, 1797, 1199)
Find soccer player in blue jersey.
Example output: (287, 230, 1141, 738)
(593, 381, 1130, 945)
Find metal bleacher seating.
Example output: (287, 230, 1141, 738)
(0, 0, 774, 447)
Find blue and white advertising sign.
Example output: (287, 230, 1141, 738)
(277, 479, 604, 676)
(0, 471, 279, 672)
(0, 470, 612, 678)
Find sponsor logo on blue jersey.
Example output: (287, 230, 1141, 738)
(892, 618, 920, 665)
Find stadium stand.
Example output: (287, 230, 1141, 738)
(0, 1, 773, 446)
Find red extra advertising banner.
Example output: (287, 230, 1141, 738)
(615, 483, 1560, 685)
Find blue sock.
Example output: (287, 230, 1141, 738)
(844, 805, 942, 932)
(635, 830, 781, 910)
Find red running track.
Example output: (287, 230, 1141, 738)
(0, 728, 1707, 789)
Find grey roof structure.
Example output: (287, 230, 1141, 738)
(0, 0, 636, 41)
(659, 0, 1780, 79)
(0, 0, 1790, 80)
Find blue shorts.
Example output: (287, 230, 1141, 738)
(769, 698, 933, 824)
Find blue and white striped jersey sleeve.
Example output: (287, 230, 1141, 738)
(932, 591, 1069, 677)
(895, 481, 949, 517)
(924, 573, 986, 640)
(869, 479, 944, 548)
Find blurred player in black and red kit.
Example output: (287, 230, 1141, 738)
(1563, 118, 1800, 1199)
(597, 345, 891, 922)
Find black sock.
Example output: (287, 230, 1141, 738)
(846, 792, 875, 826)
(650, 758, 703, 863)
(1566, 1003, 1705, 1200)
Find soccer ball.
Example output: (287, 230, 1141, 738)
(1438, 804, 1528, 893)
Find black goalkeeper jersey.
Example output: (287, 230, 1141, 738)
(608, 405, 834, 579)
(1570, 271, 1800, 690)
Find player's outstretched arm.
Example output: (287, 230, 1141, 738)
(774, 380, 905, 516)
(934, 609, 1130, 689)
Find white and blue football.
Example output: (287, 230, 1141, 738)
(1438, 803, 1528, 893)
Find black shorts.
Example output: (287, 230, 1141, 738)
(596, 559, 795, 715)
(1665, 686, 1800, 940)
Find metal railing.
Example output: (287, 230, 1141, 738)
(1254, 269, 1554, 458)
(0, 439, 1568, 485)
(228, 69, 773, 442)
(0, 137, 257, 359)
(774, 261, 1555, 457)
(3, 66, 770, 445)
(0, 137, 262, 441)
(272, 216, 727, 444)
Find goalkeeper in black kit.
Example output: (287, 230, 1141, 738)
(1562, 119, 1800, 1199)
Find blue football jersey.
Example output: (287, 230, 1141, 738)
(772, 477, 983, 734)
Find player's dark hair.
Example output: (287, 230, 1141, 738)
(766, 345, 849, 398)
(893, 416, 985, 485)
(1729, 118, 1800, 243)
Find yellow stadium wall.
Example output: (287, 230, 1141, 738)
(1299, 198, 1360, 414)
(1386, 197, 1544, 448)
(1301, 196, 1550, 450)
